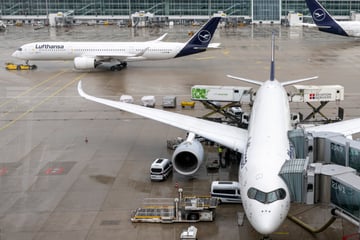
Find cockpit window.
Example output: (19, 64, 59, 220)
(247, 187, 286, 204)
(17, 48, 22, 51)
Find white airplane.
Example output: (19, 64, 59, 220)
(305, 0, 360, 37)
(11, 17, 221, 71)
(77, 35, 360, 236)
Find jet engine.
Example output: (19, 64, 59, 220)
(74, 57, 97, 69)
(172, 139, 204, 176)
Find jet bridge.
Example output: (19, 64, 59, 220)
(282, 128, 360, 228)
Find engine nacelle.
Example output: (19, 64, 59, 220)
(74, 57, 96, 69)
(172, 139, 204, 176)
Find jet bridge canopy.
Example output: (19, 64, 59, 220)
(331, 172, 360, 221)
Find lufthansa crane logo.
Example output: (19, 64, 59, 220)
(198, 30, 211, 43)
(313, 8, 326, 22)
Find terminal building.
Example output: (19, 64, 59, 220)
(1, 0, 360, 24)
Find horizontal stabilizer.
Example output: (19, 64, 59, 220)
(281, 76, 318, 86)
(208, 43, 221, 49)
(302, 23, 331, 28)
(227, 75, 263, 86)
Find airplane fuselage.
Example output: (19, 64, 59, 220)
(11, 17, 221, 70)
(306, 0, 360, 38)
(12, 41, 186, 61)
(239, 79, 291, 234)
(335, 22, 360, 37)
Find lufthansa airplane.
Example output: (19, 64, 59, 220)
(77, 35, 360, 236)
(305, 0, 360, 37)
(12, 17, 221, 71)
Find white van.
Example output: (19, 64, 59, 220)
(210, 181, 242, 204)
(150, 158, 173, 181)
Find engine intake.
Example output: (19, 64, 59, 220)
(74, 56, 96, 69)
(172, 139, 204, 176)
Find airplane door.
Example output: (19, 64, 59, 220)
(234, 89, 240, 101)
(128, 46, 136, 55)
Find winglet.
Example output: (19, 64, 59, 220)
(153, 33, 168, 42)
(175, 17, 221, 58)
(305, 0, 348, 36)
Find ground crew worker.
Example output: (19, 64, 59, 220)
(218, 145, 223, 162)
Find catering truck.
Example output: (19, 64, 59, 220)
(191, 85, 252, 102)
(290, 85, 344, 102)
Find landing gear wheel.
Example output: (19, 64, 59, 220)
(110, 64, 124, 71)
(115, 64, 123, 71)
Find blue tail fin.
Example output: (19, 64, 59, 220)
(175, 17, 221, 58)
(305, 0, 348, 36)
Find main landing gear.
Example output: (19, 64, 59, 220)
(110, 62, 127, 71)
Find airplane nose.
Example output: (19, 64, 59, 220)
(250, 205, 289, 235)
(254, 219, 281, 235)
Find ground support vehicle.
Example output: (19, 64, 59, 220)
(181, 101, 196, 109)
(131, 189, 218, 223)
(5, 62, 37, 70)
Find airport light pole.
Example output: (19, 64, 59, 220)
(45, 0, 49, 21)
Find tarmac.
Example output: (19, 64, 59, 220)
(0, 23, 360, 240)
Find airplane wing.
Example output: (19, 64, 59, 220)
(95, 34, 167, 60)
(306, 118, 360, 137)
(77, 81, 248, 153)
(91, 47, 150, 61)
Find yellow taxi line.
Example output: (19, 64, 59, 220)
(0, 73, 68, 119)
(0, 73, 87, 132)
(0, 70, 67, 108)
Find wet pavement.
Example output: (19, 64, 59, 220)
(0, 23, 360, 239)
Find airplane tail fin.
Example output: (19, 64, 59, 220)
(175, 17, 221, 58)
(228, 33, 318, 86)
(227, 33, 276, 86)
(305, 0, 348, 36)
(270, 33, 275, 81)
